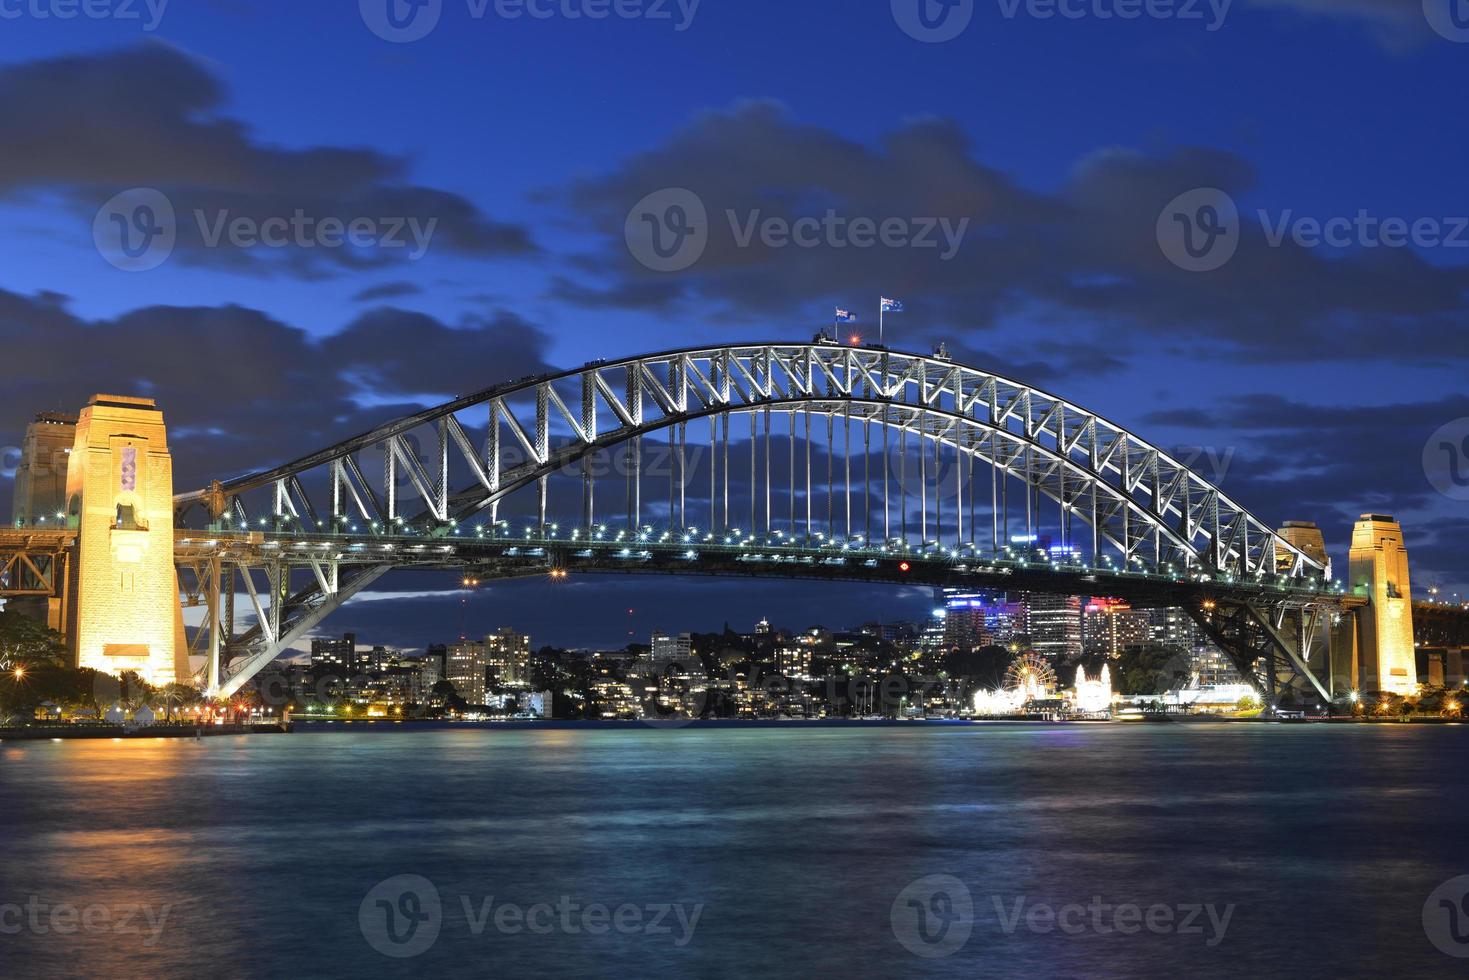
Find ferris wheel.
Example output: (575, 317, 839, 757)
(1004, 652, 1058, 701)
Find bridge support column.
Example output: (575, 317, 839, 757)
(65, 395, 187, 688)
(1348, 515, 1417, 695)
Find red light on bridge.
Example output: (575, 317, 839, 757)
(898, 561, 911, 573)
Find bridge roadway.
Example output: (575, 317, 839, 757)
(174, 525, 1357, 611)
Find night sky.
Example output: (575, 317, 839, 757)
(2, 0, 1467, 651)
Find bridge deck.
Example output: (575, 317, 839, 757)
(173, 528, 1358, 610)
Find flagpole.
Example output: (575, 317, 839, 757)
(879, 300, 884, 343)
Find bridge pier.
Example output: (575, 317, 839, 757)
(1347, 515, 1417, 696)
(63, 395, 188, 688)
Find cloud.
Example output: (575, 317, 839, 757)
(352, 282, 425, 302)
(1243, 0, 1436, 49)
(1142, 393, 1469, 580)
(559, 102, 1469, 366)
(320, 308, 553, 398)
(0, 44, 535, 275)
(0, 287, 555, 498)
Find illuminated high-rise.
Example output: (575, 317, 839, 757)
(1026, 594, 1082, 660)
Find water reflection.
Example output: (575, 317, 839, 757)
(1, 725, 1465, 976)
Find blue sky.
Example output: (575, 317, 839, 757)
(2, 0, 1467, 648)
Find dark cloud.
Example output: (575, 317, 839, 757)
(352, 282, 425, 302)
(0, 44, 535, 275)
(0, 288, 555, 498)
(560, 102, 1469, 365)
(320, 308, 553, 398)
(1143, 393, 1469, 582)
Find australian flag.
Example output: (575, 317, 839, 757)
(835, 308, 856, 322)
(880, 297, 904, 313)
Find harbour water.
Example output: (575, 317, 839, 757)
(2, 723, 1466, 977)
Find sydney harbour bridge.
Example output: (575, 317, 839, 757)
(2, 341, 1453, 709)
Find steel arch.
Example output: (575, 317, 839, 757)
(179, 341, 1321, 578)
(176, 341, 1331, 696)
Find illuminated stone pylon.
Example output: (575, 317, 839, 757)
(64, 395, 187, 687)
(1348, 515, 1417, 696)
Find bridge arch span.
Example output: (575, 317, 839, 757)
(171, 342, 1329, 696)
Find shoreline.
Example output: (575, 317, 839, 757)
(0, 723, 290, 741)
(4, 716, 1463, 740)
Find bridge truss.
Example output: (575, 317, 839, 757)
(172, 342, 1342, 704)
(0, 529, 74, 599)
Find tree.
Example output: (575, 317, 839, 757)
(942, 645, 1012, 689)
(154, 683, 202, 721)
(0, 609, 69, 671)
(1116, 645, 1188, 696)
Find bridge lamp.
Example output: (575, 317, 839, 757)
(898, 561, 911, 573)
(13, 667, 25, 681)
